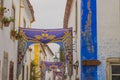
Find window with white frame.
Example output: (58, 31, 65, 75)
(106, 58, 120, 80)
(111, 64, 120, 80)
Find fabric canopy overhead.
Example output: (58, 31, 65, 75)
(20, 27, 72, 44)
(41, 61, 65, 80)
(17, 27, 73, 78)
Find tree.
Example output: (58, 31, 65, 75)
(30, 61, 36, 80)
(59, 47, 65, 62)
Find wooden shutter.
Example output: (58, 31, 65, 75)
(2, 52, 8, 80)
(9, 61, 14, 80)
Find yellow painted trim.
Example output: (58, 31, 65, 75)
(30, 19, 35, 23)
(30, 19, 35, 28)
(18, 0, 22, 27)
(34, 45, 39, 65)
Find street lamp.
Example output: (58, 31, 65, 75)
(73, 60, 79, 80)
(73, 60, 79, 69)
(54, 55, 58, 62)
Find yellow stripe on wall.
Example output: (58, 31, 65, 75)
(34, 45, 39, 65)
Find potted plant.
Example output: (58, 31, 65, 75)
(15, 32, 23, 41)
(10, 29, 17, 37)
(2, 16, 14, 26)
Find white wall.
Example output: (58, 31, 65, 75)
(65, 0, 120, 80)
(20, 0, 34, 28)
(23, 49, 32, 80)
(68, 0, 76, 79)
(0, 0, 20, 80)
(97, 0, 120, 80)
(0, 0, 34, 80)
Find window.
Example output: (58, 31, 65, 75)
(106, 58, 120, 80)
(9, 61, 14, 80)
(111, 64, 120, 80)
(2, 52, 8, 80)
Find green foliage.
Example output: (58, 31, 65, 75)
(30, 61, 36, 80)
(59, 47, 65, 62)
(11, 29, 17, 37)
(11, 29, 17, 33)
(16, 32, 23, 41)
(2, 16, 14, 22)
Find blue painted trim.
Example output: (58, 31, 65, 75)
(81, 0, 97, 80)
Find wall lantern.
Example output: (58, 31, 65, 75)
(73, 60, 79, 69)
(54, 55, 58, 62)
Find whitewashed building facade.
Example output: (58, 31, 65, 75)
(0, 0, 34, 80)
(64, 0, 120, 80)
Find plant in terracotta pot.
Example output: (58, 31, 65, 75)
(2, 16, 14, 27)
(15, 32, 23, 41)
(10, 29, 17, 37)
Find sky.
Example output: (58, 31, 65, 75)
(30, 0, 67, 29)
(29, 0, 66, 55)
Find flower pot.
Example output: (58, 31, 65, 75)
(4, 21, 10, 27)
(11, 30, 16, 37)
(76, 77, 79, 80)
(15, 35, 19, 40)
(15, 33, 23, 40)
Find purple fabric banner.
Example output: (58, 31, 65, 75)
(17, 27, 73, 78)
(19, 27, 72, 44)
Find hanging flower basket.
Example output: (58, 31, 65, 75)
(10, 29, 17, 37)
(2, 16, 14, 27)
(15, 33, 23, 41)
(4, 21, 10, 26)
(76, 78, 79, 80)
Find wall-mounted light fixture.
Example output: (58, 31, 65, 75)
(73, 60, 79, 69)
(54, 55, 58, 62)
